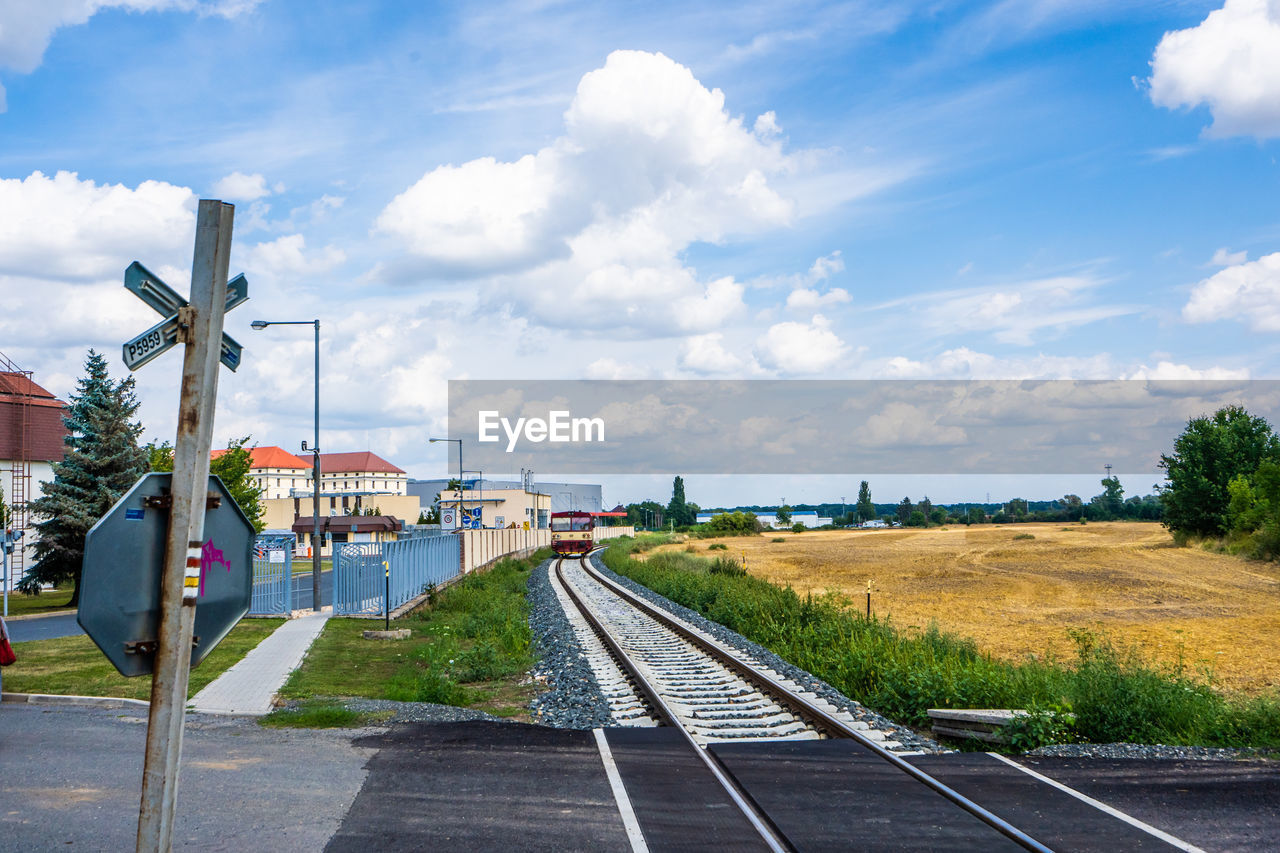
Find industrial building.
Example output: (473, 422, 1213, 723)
(409, 476, 604, 530)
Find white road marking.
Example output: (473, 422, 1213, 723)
(987, 752, 1207, 853)
(595, 728, 649, 853)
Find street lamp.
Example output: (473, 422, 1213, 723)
(251, 318, 322, 612)
(429, 438, 462, 529)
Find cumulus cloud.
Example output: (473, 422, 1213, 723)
(1124, 361, 1250, 380)
(244, 234, 346, 282)
(377, 50, 814, 336)
(1147, 0, 1280, 138)
(212, 171, 274, 202)
(754, 315, 848, 373)
(0, 1, 261, 111)
(678, 333, 745, 374)
(1182, 251, 1280, 330)
(0, 170, 194, 280)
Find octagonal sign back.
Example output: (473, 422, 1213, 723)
(78, 472, 255, 677)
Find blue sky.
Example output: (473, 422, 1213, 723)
(2, 0, 1278, 505)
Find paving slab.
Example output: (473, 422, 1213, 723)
(188, 609, 329, 715)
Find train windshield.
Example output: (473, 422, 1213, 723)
(552, 516, 592, 531)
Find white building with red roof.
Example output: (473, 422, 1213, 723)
(211, 445, 312, 500)
(316, 451, 407, 496)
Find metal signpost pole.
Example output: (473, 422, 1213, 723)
(137, 200, 235, 852)
(312, 320, 321, 612)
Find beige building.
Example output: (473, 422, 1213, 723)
(438, 486, 551, 529)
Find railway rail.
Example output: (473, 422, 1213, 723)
(553, 553, 1056, 853)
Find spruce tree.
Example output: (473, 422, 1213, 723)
(19, 351, 148, 605)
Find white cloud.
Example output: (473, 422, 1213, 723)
(754, 315, 848, 373)
(376, 50, 849, 336)
(1210, 247, 1247, 266)
(678, 333, 745, 374)
(0, 170, 195, 280)
(871, 274, 1136, 346)
(212, 171, 273, 202)
(1124, 361, 1250, 380)
(1147, 0, 1280, 138)
(244, 234, 346, 282)
(585, 358, 649, 379)
(786, 286, 851, 311)
(1182, 251, 1280, 330)
(0, 1, 262, 112)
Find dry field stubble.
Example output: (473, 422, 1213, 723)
(657, 522, 1280, 693)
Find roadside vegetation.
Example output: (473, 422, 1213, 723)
(4, 619, 284, 700)
(267, 548, 551, 726)
(604, 535, 1280, 751)
(2, 588, 75, 617)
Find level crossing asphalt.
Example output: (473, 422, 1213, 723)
(3, 708, 1278, 850)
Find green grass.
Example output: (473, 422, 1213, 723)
(5, 619, 285, 701)
(276, 548, 551, 721)
(1012, 533, 1036, 541)
(3, 588, 76, 617)
(604, 536, 1280, 750)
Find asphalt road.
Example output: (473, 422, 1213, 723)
(5, 569, 333, 643)
(0, 703, 373, 851)
(6, 611, 83, 643)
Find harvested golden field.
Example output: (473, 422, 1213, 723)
(656, 523, 1280, 693)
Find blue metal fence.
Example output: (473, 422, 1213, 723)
(250, 534, 295, 615)
(333, 534, 461, 616)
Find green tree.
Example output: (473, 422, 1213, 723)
(967, 506, 985, 525)
(1088, 477, 1124, 520)
(775, 504, 792, 525)
(626, 500, 664, 529)
(930, 507, 947, 526)
(1160, 405, 1280, 538)
(20, 351, 148, 604)
(896, 497, 912, 525)
(907, 510, 927, 527)
(856, 480, 875, 522)
(210, 437, 266, 532)
(702, 511, 762, 535)
(666, 476, 695, 527)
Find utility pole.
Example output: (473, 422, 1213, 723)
(137, 200, 235, 852)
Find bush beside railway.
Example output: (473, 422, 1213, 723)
(603, 536, 1280, 750)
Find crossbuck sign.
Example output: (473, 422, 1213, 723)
(122, 261, 248, 372)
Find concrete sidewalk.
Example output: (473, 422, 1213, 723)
(189, 609, 330, 715)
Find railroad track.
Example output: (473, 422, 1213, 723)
(552, 553, 1055, 853)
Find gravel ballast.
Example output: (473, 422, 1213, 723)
(527, 552, 944, 752)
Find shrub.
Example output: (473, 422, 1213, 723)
(1013, 533, 1035, 541)
(708, 543, 728, 550)
(791, 523, 805, 533)
(771, 537, 786, 543)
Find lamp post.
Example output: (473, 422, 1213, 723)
(429, 438, 462, 529)
(251, 318, 322, 612)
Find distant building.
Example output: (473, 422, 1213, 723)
(0, 363, 69, 588)
(212, 445, 311, 500)
(409, 476, 602, 528)
(316, 451, 408, 495)
(696, 510, 832, 529)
